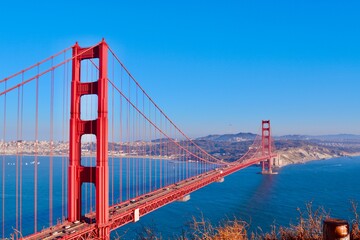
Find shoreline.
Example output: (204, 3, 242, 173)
(0, 153, 180, 161)
(276, 151, 360, 168)
(2, 151, 360, 167)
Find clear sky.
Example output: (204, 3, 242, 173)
(1, 0, 360, 137)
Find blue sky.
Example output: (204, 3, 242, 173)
(1, 1, 360, 137)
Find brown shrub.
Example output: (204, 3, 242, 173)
(351, 201, 360, 240)
(190, 215, 247, 240)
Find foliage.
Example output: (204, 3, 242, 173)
(351, 201, 360, 240)
(190, 215, 248, 240)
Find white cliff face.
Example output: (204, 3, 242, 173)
(276, 145, 348, 166)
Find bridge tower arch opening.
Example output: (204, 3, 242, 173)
(68, 40, 110, 238)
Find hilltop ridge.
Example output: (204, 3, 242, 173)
(196, 132, 257, 142)
(195, 132, 360, 165)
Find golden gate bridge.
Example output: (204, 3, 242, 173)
(0, 40, 277, 239)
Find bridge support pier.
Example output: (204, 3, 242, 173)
(217, 177, 225, 183)
(178, 195, 191, 202)
(261, 158, 274, 174)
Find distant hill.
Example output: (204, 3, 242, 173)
(196, 132, 257, 142)
(196, 132, 360, 143)
(194, 132, 360, 163)
(276, 134, 360, 142)
(151, 138, 174, 143)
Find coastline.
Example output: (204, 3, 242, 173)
(276, 147, 360, 168)
(0, 153, 178, 161)
(2, 145, 360, 168)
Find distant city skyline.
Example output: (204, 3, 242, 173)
(1, 1, 360, 137)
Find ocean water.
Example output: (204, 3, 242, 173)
(0, 156, 360, 238)
(113, 156, 360, 239)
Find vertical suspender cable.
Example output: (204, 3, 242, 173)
(119, 67, 123, 203)
(16, 85, 20, 237)
(137, 87, 140, 195)
(132, 84, 136, 197)
(154, 109, 159, 189)
(61, 54, 65, 221)
(127, 76, 130, 200)
(119, 92, 122, 203)
(61, 53, 67, 221)
(111, 82, 115, 205)
(111, 55, 114, 206)
(175, 132, 182, 181)
(20, 72, 24, 234)
(162, 115, 164, 185)
(49, 57, 54, 227)
(166, 120, 169, 186)
(185, 140, 190, 179)
(184, 140, 189, 178)
(143, 93, 145, 194)
(159, 114, 162, 188)
(168, 124, 171, 185)
(65, 60, 70, 218)
(171, 126, 173, 182)
(131, 86, 135, 197)
(135, 86, 138, 196)
(176, 128, 182, 181)
(34, 65, 39, 233)
(167, 126, 169, 185)
(148, 100, 152, 192)
(2, 81, 6, 239)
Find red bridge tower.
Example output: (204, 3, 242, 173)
(68, 40, 110, 238)
(261, 120, 274, 174)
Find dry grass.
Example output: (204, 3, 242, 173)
(190, 215, 248, 240)
(188, 203, 328, 240)
(278, 202, 327, 240)
(351, 201, 360, 240)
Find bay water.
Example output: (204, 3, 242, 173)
(0, 156, 359, 238)
(114, 156, 360, 239)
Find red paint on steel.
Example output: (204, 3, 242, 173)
(16, 87, 19, 237)
(261, 120, 273, 173)
(68, 40, 110, 239)
(49, 57, 55, 227)
(111, 57, 115, 206)
(20, 73, 24, 234)
(2, 81, 6, 239)
(34, 66, 39, 233)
